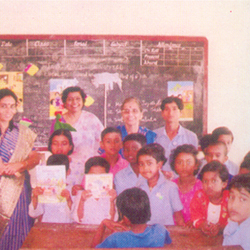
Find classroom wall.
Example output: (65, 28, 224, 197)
(1, 0, 250, 165)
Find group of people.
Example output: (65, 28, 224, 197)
(0, 86, 249, 249)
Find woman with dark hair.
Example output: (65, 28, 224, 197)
(0, 88, 40, 250)
(50, 86, 104, 166)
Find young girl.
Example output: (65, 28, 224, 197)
(190, 161, 229, 236)
(170, 144, 202, 226)
(48, 129, 84, 193)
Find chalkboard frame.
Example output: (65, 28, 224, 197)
(0, 34, 208, 148)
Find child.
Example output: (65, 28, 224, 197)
(136, 143, 184, 226)
(239, 152, 250, 174)
(190, 161, 229, 236)
(114, 133, 147, 195)
(223, 174, 250, 249)
(100, 127, 129, 177)
(29, 154, 73, 223)
(72, 156, 117, 224)
(48, 129, 84, 193)
(92, 187, 172, 248)
(170, 144, 203, 225)
(212, 126, 239, 175)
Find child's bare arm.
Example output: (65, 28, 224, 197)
(32, 187, 44, 209)
(108, 189, 117, 220)
(61, 189, 73, 210)
(91, 219, 128, 248)
(77, 190, 91, 222)
(173, 210, 185, 226)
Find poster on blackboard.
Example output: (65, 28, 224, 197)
(168, 81, 194, 121)
(0, 72, 23, 112)
(49, 78, 78, 118)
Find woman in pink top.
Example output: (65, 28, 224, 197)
(170, 144, 202, 226)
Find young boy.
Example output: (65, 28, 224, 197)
(239, 152, 250, 174)
(212, 126, 239, 175)
(100, 127, 128, 177)
(29, 154, 73, 223)
(190, 161, 229, 236)
(114, 133, 147, 195)
(92, 187, 172, 248)
(136, 143, 184, 226)
(72, 156, 117, 224)
(223, 174, 250, 249)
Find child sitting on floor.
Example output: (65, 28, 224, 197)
(100, 127, 129, 177)
(170, 144, 202, 226)
(72, 156, 117, 224)
(136, 143, 184, 226)
(92, 187, 172, 248)
(114, 133, 147, 195)
(190, 161, 229, 236)
(212, 126, 239, 175)
(223, 174, 250, 249)
(29, 154, 73, 223)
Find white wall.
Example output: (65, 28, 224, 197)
(1, 0, 250, 165)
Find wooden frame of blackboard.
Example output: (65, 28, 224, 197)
(0, 34, 208, 148)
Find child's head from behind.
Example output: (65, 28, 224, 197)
(137, 143, 167, 181)
(204, 141, 228, 164)
(199, 134, 214, 152)
(212, 126, 234, 153)
(200, 161, 229, 200)
(228, 174, 250, 224)
(100, 127, 122, 156)
(170, 144, 200, 177)
(85, 156, 110, 174)
(46, 154, 70, 174)
(123, 133, 147, 165)
(239, 152, 250, 175)
(48, 129, 74, 155)
(116, 187, 151, 224)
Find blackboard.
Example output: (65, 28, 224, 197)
(0, 35, 208, 147)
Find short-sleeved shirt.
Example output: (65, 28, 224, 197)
(154, 125, 198, 172)
(223, 217, 250, 250)
(96, 224, 172, 248)
(136, 172, 183, 225)
(114, 164, 139, 195)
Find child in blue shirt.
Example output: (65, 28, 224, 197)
(136, 143, 184, 225)
(92, 187, 172, 248)
(223, 174, 250, 249)
(114, 133, 147, 195)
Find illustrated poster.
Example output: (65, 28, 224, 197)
(168, 81, 194, 121)
(36, 165, 66, 203)
(85, 173, 113, 198)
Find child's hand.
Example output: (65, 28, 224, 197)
(32, 187, 44, 197)
(102, 219, 129, 233)
(161, 170, 174, 180)
(108, 189, 117, 202)
(201, 221, 220, 237)
(71, 184, 84, 196)
(185, 220, 194, 229)
(61, 189, 71, 200)
(80, 190, 92, 201)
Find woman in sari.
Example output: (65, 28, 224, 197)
(0, 88, 40, 250)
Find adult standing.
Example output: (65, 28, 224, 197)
(118, 97, 156, 143)
(50, 86, 104, 168)
(154, 96, 198, 175)
(0, 88, 40, 250)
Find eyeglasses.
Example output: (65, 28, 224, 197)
(0, 104, 17, 110)
(121, 109, 140, 115)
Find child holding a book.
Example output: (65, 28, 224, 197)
(92, 187, 172, 248)
(29, 154, 73, 223)
(136, 143, 184, 226)
(190, 161, 229, 236)
(72, 156, 117, 224)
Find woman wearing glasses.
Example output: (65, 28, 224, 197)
(0, 88, 40, 250)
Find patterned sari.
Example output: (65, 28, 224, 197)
(0, 123, 37, 250)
